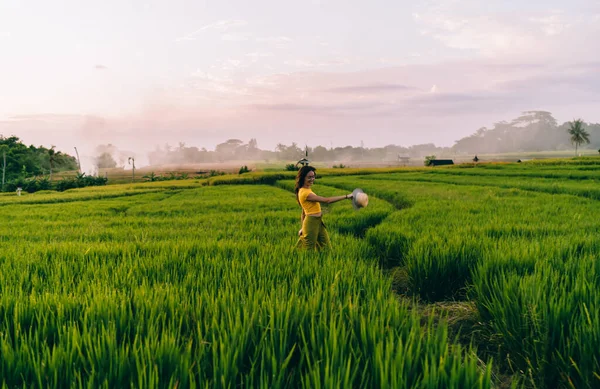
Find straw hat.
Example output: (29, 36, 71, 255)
(351, 188, 369, 210)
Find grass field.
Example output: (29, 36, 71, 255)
(2, 157, 599, 388)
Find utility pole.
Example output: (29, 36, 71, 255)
(74, 147, 82, 174)
(128, 157, 135, 182)
(2, 150, 6, 192)
(361, 140, 364, 160)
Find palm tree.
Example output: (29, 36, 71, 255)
(567, 119, 590, 156)
(48, 145, 56, 181)
(128, 157, 135, 182)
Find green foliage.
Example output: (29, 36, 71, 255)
(453, 111, 600, 154)
(0, 184, 490, 388)
(238, 165, 250, 174)
(405, 235, 483, 301)
(2, 161, 600, 387)
(141, 171, 193, 182)
(208, 170, 225, 177)
(567, 119, 591, 156)
(54, 174, 108, 191)
(332, 163, 347, 168)
(322, 163, 600, 387)
(142, 172, 158, 182)
(208, 172, 293, 186)
(472, 244, 600, 388)
(284, 163, 299, 171)
(4, 176, 52, 193)
(4, 173, 107, 193)
(0, 136, 78, 182)
(424, 155, 436, 166)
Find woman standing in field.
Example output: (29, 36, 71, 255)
(295, 165, 353, 250)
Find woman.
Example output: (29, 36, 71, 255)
(295, 165, 353, 250)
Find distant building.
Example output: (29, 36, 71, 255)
(397, 155, 410, 166)
(429, 159, 454, 166)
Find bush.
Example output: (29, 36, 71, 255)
(53, 174, 108, 192)
(209, 170, 225, 177)
(54, 178, 78, 192)
(405, 236, 483, 301)
(238, 165, 250, 174)
(284, 164, 298, 171)
(5, 176, 53, 193)
(424, 155, 436, 166)
(142, 172, 159, 182)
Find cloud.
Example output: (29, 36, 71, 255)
(256, 36, 292, 48)
(283, 59, 318, 68)
(245, 52, 273, 61)
(412, 91, 503, 104)
(413, 4, 598, 61)
(7, 113, 84, 122)
(248, 101, 386, 116)
(221, 33, 250, 42)
(186, 69, 256, 98)
(284, 58, 351, 68)
(175, 19, 247, 42)
(493, 67, 600, 102)
(417, 13, 537, 54)
(239, 55, 600, 122)
(325, 83, 418, 94)
(221, 59, 244, 70)
(200, 19, 247, 31)
(529, 13, 570, 36)
(95, 65, 108, 70)
(6, 50, 600, 155)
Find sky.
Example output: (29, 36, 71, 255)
(1, 0, 599, 166)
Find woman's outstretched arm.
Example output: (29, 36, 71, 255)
(306, 193, 353, 204)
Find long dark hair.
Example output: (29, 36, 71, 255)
(294, 165, 316, 205)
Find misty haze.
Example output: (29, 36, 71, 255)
(0, 1, 599, 388)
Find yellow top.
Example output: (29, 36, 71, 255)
(298, 188, 321, 215)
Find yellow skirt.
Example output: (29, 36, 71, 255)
(296, 215, 330, 250)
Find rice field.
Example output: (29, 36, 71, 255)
(1, 158, 599, 388)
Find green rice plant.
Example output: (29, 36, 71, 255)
(365, 171, 600, 201)
(0, 183, 491, 388)
(405, 234, 484, 301)
(472, 241, 600, 388)
(4, 161, 600, 388)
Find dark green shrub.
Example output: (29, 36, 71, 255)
(238, 165, 250, 174)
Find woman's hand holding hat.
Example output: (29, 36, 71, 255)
(351, 188, 369, 210)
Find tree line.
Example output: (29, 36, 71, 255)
(453, 111, 598, 155)
(0, 136, 78, 188)
(0, 136, 110, 193)
(141, 111, 598, 166)
(3, 110, 598, 182)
